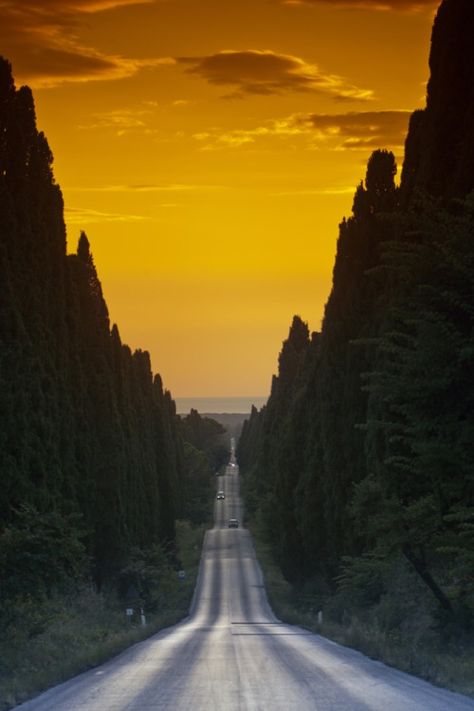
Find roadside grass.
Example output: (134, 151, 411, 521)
(248, 519, 474, 699)
(0, 520, 206, 711)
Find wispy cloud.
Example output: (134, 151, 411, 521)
(192, 110, 411, 151)
(193, 118, 305, 149)
(65, 206, 148, 223)
(282, 0, 437, 10)
(78, 108, 153, 132)
(10, 0, 154, 11)
(177, 50, 374, 101)
(0, 0, 173, 87)
(64, 183, 226, 192)
(271, 187, 357, 196)
(300, 110, 411, 149)
(268, 185, 355, 198)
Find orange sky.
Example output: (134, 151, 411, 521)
(2, 0, 437, 396)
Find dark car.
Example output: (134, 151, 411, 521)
(216, 492, 225, 500)
(228, 518, 239, 528)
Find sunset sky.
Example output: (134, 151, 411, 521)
(2, 0, 438, 397)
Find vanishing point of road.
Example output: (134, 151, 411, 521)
(15, 460, 474, 710)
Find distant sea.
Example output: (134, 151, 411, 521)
(175, 396, 268, 415)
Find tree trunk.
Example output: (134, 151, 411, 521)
(402, 543, 453, 612)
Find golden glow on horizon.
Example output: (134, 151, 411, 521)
(2, 0, 436, 396)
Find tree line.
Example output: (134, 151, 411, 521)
(238, 0, 474, 633)
(0, 56, 226, 606)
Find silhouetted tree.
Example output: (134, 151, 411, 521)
(0, 56, 188, 599)
(238, 1, 474, 626)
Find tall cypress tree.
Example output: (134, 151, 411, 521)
(0, 56, 185, 596)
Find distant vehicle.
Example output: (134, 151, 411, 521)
(228, 518, 239, 528)
(216, 492, 225, 500)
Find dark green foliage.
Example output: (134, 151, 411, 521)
(0, 506, 87, 603)
(118, 544, 179, 614)
(179, 442, 212, 523)
(0, 520, 205, 711)
(177, 410, 229, 523)
(360, 199, 474, 614)
(401, 0, 474, 200)
(238, 0, 474, 643)
(238, 316, 312, 580)
(179, 408, 228, 472)
(365, 150, 397, 213)
(0, 57, 188, 602)
(241, 188, 474, 618)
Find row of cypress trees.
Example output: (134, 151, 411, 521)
(238, 0, 474, 624)
(0, 56, 196, 597)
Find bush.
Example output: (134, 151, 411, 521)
(247, 515, 474, 698)
(0, 505, 88, 603)
(0, 520, 206, 710)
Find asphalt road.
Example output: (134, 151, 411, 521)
(15, 463, 474, 710)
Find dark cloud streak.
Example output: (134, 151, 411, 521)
(191, 110, 411, 152)
(283, 0, 437, 11)
(177, 50, 373, 100)
(300, 109, 411, 148)
(0, 0, 167, 87)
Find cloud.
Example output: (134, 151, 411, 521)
(65, 207, 148, 223)
(65, 183, 225, 192)
(0, 0, 173, 87)
(177, 50, 373, 101)
(77, 101, 197, 135)
(270, 187, 356, 196)
(192, 110, 410, 151)
(300, 110, 411, 149)
(8, 0, 154, 11)
(78, 108, 154, 132)
(193, 117, 306, 149)
(282, 0, 437, 10)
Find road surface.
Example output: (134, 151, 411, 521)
(15, 464, 474, 710)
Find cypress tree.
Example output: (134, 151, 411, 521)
(0, 56, 186, 598)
